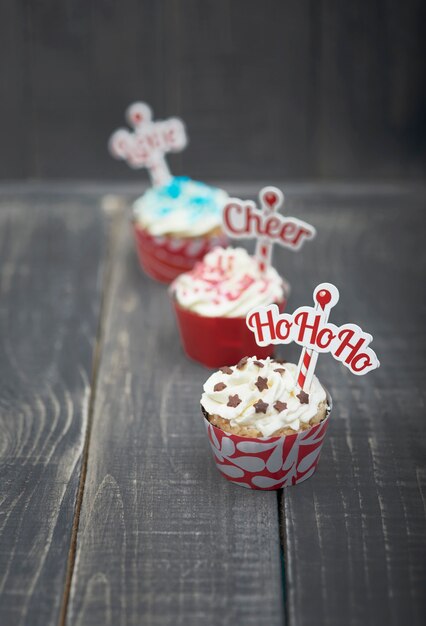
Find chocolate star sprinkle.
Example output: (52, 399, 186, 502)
(254, 399, 269, 414)
(297, 390, 310, 404)
(220, 366, 233, 375)
(274, 400, 288, 413)
(255, 376, 268, 392)
(253, 360, 264, 368)
(236, 356, 248, 369)
(227, 394, 242, 408)
(274, 368, 286, 375)
(214, 382, 227, 392)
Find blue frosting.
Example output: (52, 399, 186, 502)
(134, 177, 227, 229)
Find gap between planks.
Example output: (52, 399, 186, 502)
(278, 490, 289, 626)
(57, 201, 124, 626)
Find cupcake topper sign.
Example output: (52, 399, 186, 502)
(246, 282, 380, 391)
(109, 102, 187, 187)
(222, 186, 316, 272)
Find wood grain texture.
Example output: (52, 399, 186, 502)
(66, 214, 284, 626)
(316, 0, 426, 178)
(0, 193, 108, 626)
(1, 1, 425, 180)
(276, 187, 426, 626)
(1, 183, 425, 626)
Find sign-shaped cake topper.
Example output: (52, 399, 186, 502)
(246, 282, 380, 390)
(222, 186, 316, 272)
(109, 102, 187, 187)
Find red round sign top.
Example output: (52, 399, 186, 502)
(263, 191, 280, 209)
(315, 289, 332, 309)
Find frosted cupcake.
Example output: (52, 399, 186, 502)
(133, 176, 228, 283)
(201, 357, 331, 489)
(170, 247, 288, 367)
(202, 359, 327, 436)
(109, 101, 229, 283)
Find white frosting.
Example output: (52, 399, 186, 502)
(133, 177, 227, 237)
(201, 359, 327, 436)
(171, 247, 286, 318)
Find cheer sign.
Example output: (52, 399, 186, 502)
(223, 186, 316, 272)
(109, 101, 187, 187)
(246, 282, 380, 390)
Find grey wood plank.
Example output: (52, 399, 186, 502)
(316, 0, 426, 179)
(22, 0, 315, 181)
(278, 188, 426, 626)
(5, 1, 425, 180)
(0, 193, 109, 626)
(66, 214, 284, 626)
(0, 0, 30, 178)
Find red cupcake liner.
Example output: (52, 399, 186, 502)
(202, 392, 331, 490)
(172, 299, 286, 368)
(133, 223, 228, 284)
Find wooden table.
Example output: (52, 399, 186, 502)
(0, 182, 425, 626)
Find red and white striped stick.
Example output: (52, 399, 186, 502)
(297, 285, 339, 390)
(255, 186, 284, 273)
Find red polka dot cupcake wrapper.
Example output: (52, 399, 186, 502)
(202, 391, 331, 490)
(133, 223, 228, 284)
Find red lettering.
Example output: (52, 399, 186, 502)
(164, 127, 176, 146)
(280, 222, 297, 242)
(246, 309, 276, 343)
(146, 131, 160, 150)
(245, 205, 263, 236)
(222, 197, 315, 252)
(292, 226, 313, 247)
(294, 311, 321, 344)
(133, 136, 150, 161)
(112, 132, 130, 158)
(264, 216, 281, 237)
(317, 327, 336, 349)
(335, 328, 367, 365)
(276, 318, 291, 340)
(350, 352, 373, 373)
(245, 303, 378, 376)
(223, 202, 246, 235)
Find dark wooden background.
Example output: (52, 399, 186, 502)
(1, 0, 425, 182)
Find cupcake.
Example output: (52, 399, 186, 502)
(200, 357, 331, 489)
(170, 247, 289, 368)
(132, 176, 228, 283)
(109, 101, 229, 283)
